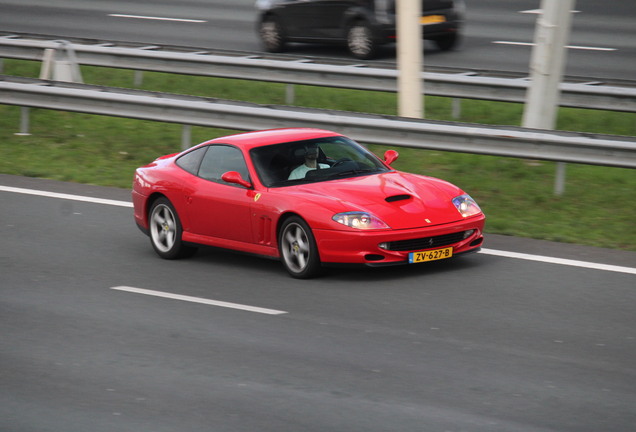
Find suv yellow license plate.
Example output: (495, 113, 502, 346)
(409, 247, 453, 264)
(420, 15, 446, 25)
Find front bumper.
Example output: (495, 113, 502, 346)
(314, 215, 485, 266)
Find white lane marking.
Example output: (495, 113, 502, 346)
(111, 286, 288, 315)
(0, 185, 133, 208)
(108, 13, 206, 23)
(520, 9, 580, 14)
(479, 248, 636, 275)
(493, 41, 617, 52)
(2, 184, 635, 275)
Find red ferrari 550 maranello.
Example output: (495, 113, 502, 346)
(133, 128, 485, 278)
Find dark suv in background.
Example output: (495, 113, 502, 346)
(256, 0, 465, 59)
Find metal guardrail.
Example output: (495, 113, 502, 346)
(1, 35, 635, 113)
(1, 76, 634, 169)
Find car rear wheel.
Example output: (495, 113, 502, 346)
(347, 22, 378, 59)
(279, 216, 321, 279)
(149, 197, 196, 260)
(260, 17, 286, 53)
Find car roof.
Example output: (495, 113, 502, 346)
(202, 128, 342, 150)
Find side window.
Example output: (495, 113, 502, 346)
(176, 146, 207, 175)
(197, 145, 250, 187)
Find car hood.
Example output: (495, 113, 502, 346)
(288, 172, 465, 229)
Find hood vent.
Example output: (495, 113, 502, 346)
(385, 194, 412, 203)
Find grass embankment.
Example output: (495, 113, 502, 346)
(1, 59, 634, 250)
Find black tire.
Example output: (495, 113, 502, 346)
(346, 22, 378, 60)
(148, 197, 197, 260)
(433, 33, 459, 51)
(278, 216, 322, 279)
(259, 16, 286, 53)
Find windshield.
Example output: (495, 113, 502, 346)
(250, 136, 390, 187)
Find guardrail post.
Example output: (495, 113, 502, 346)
(134, 70, 144, 87)
(15, 107, 31, 136)
(285, 84, 295, 105)
(452, 98, 461, 119)
(554, 162, 566, 196)
(39, 41, 84, 83)
(39, 48, 55, 79)
(181, 125, 191, 150)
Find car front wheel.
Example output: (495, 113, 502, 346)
(149, 197, 196, 260)
(279, 216, 321, 279)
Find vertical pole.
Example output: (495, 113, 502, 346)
(554, 162, 567, 196)
(54, 40, 83, 83)
(15, 107, 31, 136)
(40, 48, 55, 80)
(554, 163, 567, 196)
(181, 125, 191, 150)
(285, 84, 295, 105)
(452, 98, 461, 119)
(134, 70, 144, 87)
(397, 0, 423, 118)
(522, 0, 575, 196)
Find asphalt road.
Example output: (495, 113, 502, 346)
(1, 173, 635, 432)
(0, 0, 635, 80)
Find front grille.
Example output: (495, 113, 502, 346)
(382, 231, 467, 252)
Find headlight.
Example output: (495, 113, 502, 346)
(333, 212, 390, 230)
(452, 194, 482, 218)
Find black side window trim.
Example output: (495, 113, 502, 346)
(175, 146, 208, 175)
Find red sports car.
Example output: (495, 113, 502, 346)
(133, 128, 485, 278)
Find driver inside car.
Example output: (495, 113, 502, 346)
(288, 143, 330, 180)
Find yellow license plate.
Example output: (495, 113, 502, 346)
(420, 15, 446, 25)
(409, 247, 453, 263)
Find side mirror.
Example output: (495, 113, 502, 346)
(384, 150, 399, 166)
(221, 171, 252, 188)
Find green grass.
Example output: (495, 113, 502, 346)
(1, 59, 635, 250)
